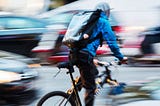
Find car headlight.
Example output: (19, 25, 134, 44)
(28, 63, 41, 68)
(0, 70, 21, 84)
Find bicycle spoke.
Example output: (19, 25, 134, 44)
(41, 95, 72, 106)
(58, 97, 66, 106)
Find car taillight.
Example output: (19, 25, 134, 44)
(59, 30, 67, 35)
(47, 55, 69, 63)
(112, 26, 124, 33)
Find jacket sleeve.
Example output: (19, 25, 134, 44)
(101, 19, 124, 60)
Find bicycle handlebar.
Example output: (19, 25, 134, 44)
(94, 59, 121, 67)
(57, 59, 121, 69)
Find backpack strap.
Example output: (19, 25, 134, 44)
(87, 32, 103, 47)
(74, 10, 103, 49)
(83, 9, 103, 46)
(82, 9, 102, 35)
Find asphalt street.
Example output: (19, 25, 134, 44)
(27, 64, 160, 106)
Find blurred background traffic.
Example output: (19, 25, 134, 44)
(0, 0, 160, 106)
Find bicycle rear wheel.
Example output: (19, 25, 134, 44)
(37, 91, 75, 106)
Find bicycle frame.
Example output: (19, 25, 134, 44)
(58, 62, 82, 106)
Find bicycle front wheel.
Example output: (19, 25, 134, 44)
(37, 91, 75, 106)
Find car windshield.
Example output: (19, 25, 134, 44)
(0, 16, 46, 30)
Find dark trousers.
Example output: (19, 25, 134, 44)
(69, 50, 98, 106)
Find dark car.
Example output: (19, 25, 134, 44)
(0, 13, 47, 57)
(126, 26, 160, 66)
(140, 26, 160, 56)
(0, 54, 40, 105)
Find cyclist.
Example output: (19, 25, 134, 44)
(69, 2, 127, 106)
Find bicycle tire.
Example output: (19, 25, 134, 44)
(37, 91, 75, 106)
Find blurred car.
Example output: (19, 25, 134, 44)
(0, 50, 40, 64)
(32, 0, 124, 64)
(32, 12, 75, 64)
(0, 12, 47, 57)
(0, 52, 40, 105)
(126, 26, 160, 66)
(140, 26, 160, 55)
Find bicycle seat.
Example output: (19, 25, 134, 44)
(57, 61, 72, 69)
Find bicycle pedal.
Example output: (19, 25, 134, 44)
(107, 79, 119, 86)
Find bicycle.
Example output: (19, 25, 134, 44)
(37, 59, 122, 106)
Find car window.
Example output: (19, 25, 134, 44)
(43, 11, 118, 26)
(0, 17, 46, 30)
(44, 13, 74, 25)
(0, 19, 5, 29)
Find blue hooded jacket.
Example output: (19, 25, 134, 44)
(82, 12, 124, 60)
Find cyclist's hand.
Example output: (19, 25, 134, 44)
(93, 59, 100, 66)
(120, 57, 128, 64)
(93, 59, 98, 64)
(93, 59, 108, 66)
